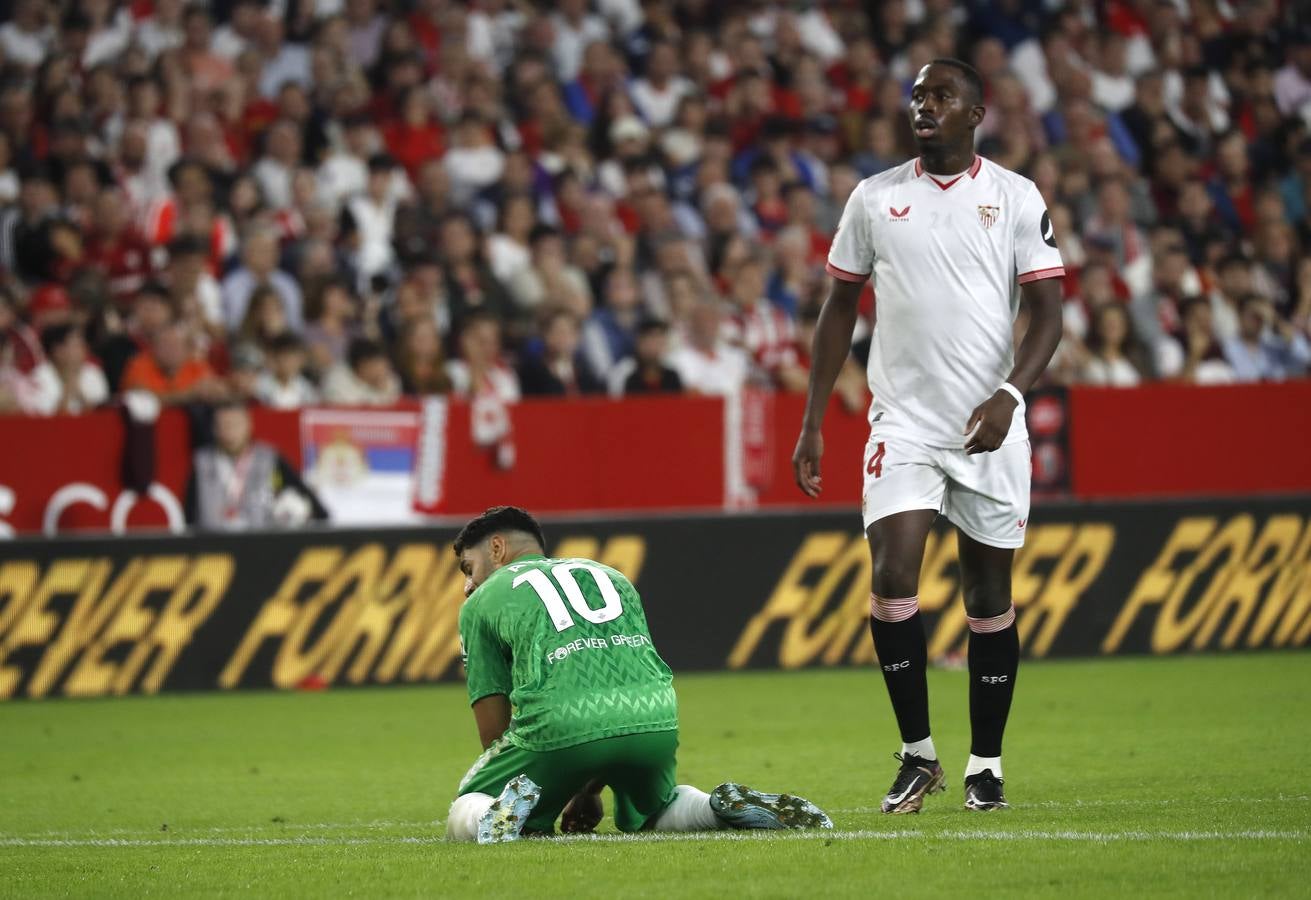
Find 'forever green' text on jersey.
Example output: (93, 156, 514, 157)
(458, 555, 678, 751)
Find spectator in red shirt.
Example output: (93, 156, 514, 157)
(384, 85, 444, 180)
(723, 252, 804, 391)
(84, 186, 155, 307)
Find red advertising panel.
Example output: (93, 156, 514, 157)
(0, 384, 1307, 535)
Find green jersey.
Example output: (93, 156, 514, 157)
(458, 555, 678, 751)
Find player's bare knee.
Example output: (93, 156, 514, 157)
(962, 582, 1011, 620)
(871, 560, 919, 601)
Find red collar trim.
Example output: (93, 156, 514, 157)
(915, 156, 983, 190)
(928, 172, 965, 191)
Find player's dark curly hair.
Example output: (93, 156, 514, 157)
(452, 506, 546, 556)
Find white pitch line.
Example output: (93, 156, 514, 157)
(4, 820, 443, 839)
(0, 829, 1305, 849)
(7, 795, 1306, 841)
(0, 836, 444, 848)
(831, 795, 1311, 814)
(553, 829, 1309, 845)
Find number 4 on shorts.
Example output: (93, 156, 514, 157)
(867, 441, 886, 478)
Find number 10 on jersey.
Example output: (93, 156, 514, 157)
(513, 564, 624, 632)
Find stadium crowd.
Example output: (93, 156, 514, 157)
(1, 0, 1310, 418)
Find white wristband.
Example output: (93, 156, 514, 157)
(998, 382, 1024, 405)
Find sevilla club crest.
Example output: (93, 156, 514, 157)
(977, 205, 1000, 230)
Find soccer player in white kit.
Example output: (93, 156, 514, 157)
(793, 59, 1065, 813)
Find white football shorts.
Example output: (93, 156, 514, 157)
(860, 430, 1032, 549)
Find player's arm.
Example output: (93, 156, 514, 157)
(794, 278, 866, 496)
(964, 278, 1062, 454)
(460, 603, 514, 749)
(472, 695, 511, 749)
(966, 186, 1066, 455)
(1008, 278, 1064, 393)
(794, 181, 873, 497)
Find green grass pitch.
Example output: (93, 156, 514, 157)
(2, 653, 1309, 898)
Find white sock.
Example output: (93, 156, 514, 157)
(651, 785, 722, 832)
(902, 737, 937, 761)
(965, 755, 1002, 779)
(446, 792, 495, 841)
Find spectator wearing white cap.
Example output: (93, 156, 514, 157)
(598, 116, 653, 197)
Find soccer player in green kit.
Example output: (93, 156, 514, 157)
(445, 506, 833, 843)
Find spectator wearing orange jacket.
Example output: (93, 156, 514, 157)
(120, 321, 224, 404)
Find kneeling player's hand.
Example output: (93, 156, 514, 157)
(964, 391, 1018, 455)
(560, 791, 604, 834)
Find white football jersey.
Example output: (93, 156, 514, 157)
(827, 156, 1065, 449)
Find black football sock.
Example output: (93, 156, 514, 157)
(869, 595, 930, 749)
(967, 607, 1020, 759)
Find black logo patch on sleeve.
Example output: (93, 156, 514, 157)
(1040, 211, 1058, 248)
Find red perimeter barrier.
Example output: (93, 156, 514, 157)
(0, 409, 191, 534)
(433, 394, 729, 514)
(1067, 382, 1311, 499)
(1, 383, 1308, 535)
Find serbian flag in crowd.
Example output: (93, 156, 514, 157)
(300, 409, 423, 525)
